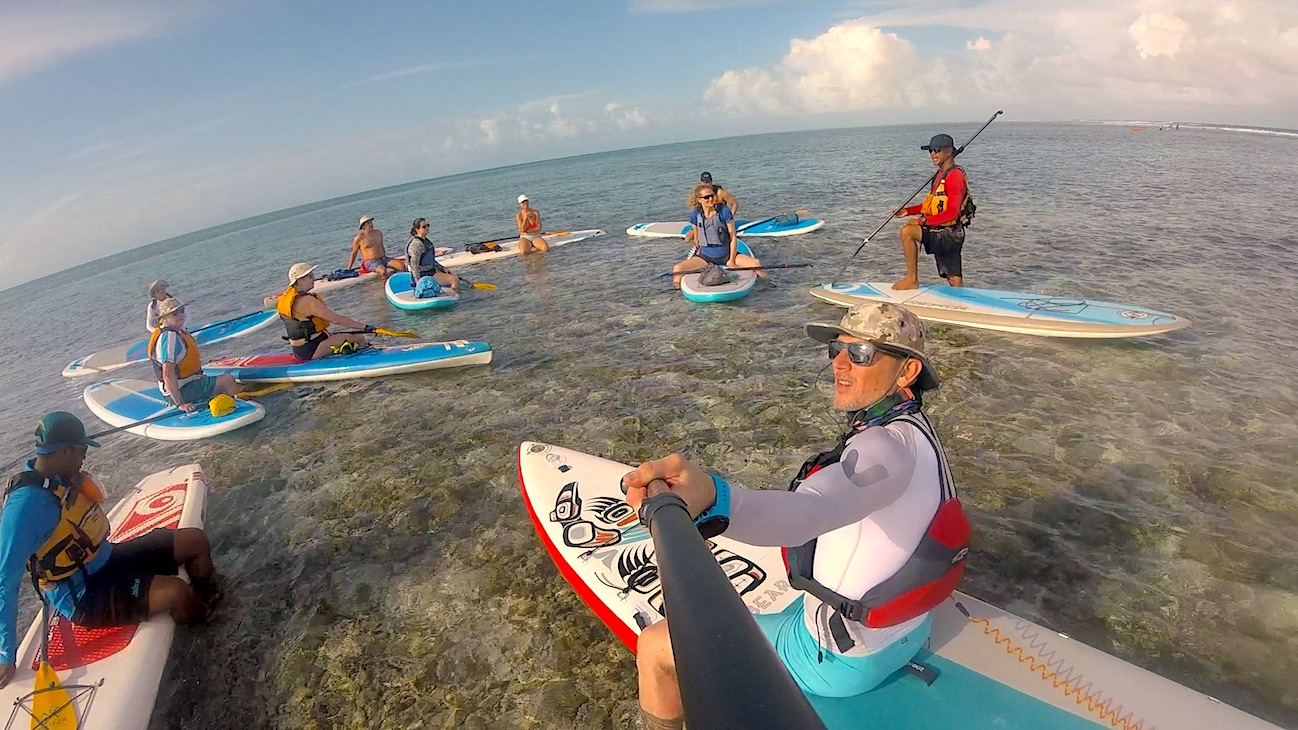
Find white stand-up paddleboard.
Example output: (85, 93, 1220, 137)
(435, 230, 605, 268)
(812, 282, 1190, 338)
(628, 217, 825, 238)
(62, 311, 278, 378)
(0, 464, 209, 730)
(204, 340, 492, 383)
(679, 241, 758, 303)
(518, 442, 1279, 730)
(83, 380, 264, 441)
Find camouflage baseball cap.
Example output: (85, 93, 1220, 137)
(805, 302, 939, 390)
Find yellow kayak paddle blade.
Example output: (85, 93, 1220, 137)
(208, 394, 237, 418)
(468, 282, 496, 291)
(240, 383, 292, 398)
(30, 659, 77, 730)
(374, 328, 416, 338)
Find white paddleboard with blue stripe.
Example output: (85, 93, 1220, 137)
(680, 241, 758, 303)
(384, 272, 459, 311)
(203, 340, 492, 383)
(812, 282, 1190, 338)
(83, 379, 264, 441)
(628, 217, 824, 238)
(62, 310, 279, 378)
(518, 442, 1279, 730)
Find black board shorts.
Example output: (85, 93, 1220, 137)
(72, 528, 178, 627)
(291, 332, 329, 361)
(920, 226, 965, 279)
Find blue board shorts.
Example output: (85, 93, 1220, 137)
(177, 375, 218, 404)
(364, 257, 395, 271)
(753, 595, 931, 698)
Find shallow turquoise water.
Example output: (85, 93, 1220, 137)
(0, 122, 1294, 728)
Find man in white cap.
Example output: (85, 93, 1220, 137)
(275, 263, 375, 360)
(623, 301, 969, 730)
(145, 279, 172, 332)
(515, 195, 549, 254)
(148, 298, 241, 412)
(347, 215, 406, 278)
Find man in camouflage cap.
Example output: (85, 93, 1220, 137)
(624, 301, 969, 729)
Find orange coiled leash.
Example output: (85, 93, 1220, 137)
(956, 602, 1151, 730)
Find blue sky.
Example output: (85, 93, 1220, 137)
(2, 0, 1295, 289)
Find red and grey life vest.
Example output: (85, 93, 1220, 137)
(782, 404, 970, 648)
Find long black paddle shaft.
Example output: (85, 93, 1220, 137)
(89, 408, 181, 439)
(833, 110, 1003, 282)
(638, 492, 828, 730)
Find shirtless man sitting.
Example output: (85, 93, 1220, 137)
(347, 215, 407, 278)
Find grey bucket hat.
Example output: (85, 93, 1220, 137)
(805, 301, 940, 390)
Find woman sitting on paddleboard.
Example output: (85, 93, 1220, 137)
(672, 184, 764, 289)
(516, 195, 549, 254)
(406, 218, 458, 294)
(277, 262, 376, 360)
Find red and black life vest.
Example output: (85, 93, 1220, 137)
(782, 407, 970, 646)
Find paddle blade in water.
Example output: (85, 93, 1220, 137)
(30, 661, 77, 730)
(374, 328, 416, 338)
(470, 282, 496, 291)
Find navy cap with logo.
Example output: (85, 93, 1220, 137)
(921, 134, 955, 152)
(34, 412, 100, 455)
(699, 171, 713, 183)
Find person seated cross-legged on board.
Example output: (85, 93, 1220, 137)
(277, 263, 377, 360)
(672, 184, 765, 289)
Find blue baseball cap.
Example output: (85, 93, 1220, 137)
(35, 412, 100, 455)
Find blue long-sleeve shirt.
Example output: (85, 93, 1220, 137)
(0, 469, 113, 664)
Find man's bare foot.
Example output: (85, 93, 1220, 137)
(892, 277, 919, 290)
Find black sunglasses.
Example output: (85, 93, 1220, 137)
(828, 339, 899, 366)
(699, 194, 714, 200)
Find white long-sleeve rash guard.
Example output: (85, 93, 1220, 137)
(727, 419, 943, 654)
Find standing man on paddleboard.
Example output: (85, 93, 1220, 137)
(277, 263, 375, 360)
(892, 133, 974, 290)
(145, 279, 172, 332)
(698, 172, 739, 214)
(0, 412, 224, 689)
(348, 215, 406, 278)
(623, 302, 969, 730)
(515, 195, 549, 254)
(149, 298, 242, 412)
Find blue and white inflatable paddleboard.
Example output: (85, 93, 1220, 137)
(811, 282, 1190, 339)
(680, 241, 758, 303)
(627, 217, 825, 238)
(83, 379, 264, 441)
(518, 442, 1281, 730)
(384, 272, 459, 311)
(62, 310, 279, 378)
(204, 340, 493, 383)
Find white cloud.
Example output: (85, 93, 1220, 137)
(705, 23, 931, 114)
(710, 0, 1298, 114)
(0, 3, 198, 86)
(1129, 11, 1191, 59)
(450, 95, 662, 151)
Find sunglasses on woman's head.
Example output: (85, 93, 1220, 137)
(827, 339, 895, 366)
